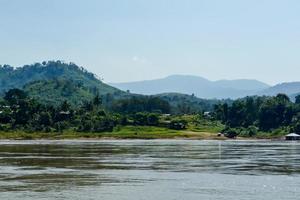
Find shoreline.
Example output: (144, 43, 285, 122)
(0, 138, 287, 143)
(0, 125, 286, 141)
(0, 131, 285, 141)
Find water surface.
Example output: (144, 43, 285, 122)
(0, 140, 299, 200)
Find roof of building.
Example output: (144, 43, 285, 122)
(286, 133, 300, 137)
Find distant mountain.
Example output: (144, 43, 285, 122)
(111, 75, 270, 99)
(2, 61, 298, 109)
(258, 82, 300, 97)
(214, 79, 270, 91)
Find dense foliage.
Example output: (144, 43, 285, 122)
(1, 88, 299, 138)
(111, 96, 171, 114)
(214, 94, 300, 137)
(1, 61, 299, 138)
(157, 93, 232, 114)
(0, 89, 177, 133)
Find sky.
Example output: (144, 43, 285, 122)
(0, 0, 299, 85)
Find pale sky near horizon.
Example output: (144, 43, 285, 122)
(0, 0, 299, 85)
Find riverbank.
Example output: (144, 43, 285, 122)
(0, 126, 286, 140)
(0, 126, 221, 140)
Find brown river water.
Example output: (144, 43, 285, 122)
(0, 140, 299, 200)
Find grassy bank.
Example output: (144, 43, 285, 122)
(0, 125, 227, 140)
(0, 121, 287, 140)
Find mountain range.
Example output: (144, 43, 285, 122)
(111, 75, 300, 99)
(0, 61, 226, 111)
(1, 61, 300, 106)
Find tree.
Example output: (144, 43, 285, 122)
(93, 94, 102, 107)
(169, 119, 187, 130)
(259, 99, 280, 130)
(276, 93, 290, 103)
(147, 113, 159, 126)
(294, 122, 300, 134)
(4, 89, 27, 105)
(295, 95, 300, 104)
(39, 112, 52, 126)
(227, 100, 247, 127)
(60, 101, 70, 111)
(92, 117, 114, 132)
(111, 97, 170, 114)
(0, 110, 11, 124)
(224, 128, 239, 139)
(214, 103, 228, 123)
(133, 112, 148, 125)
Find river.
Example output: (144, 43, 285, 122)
(0, 140, 299, 200)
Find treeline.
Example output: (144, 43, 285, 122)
(2, 87, 300, 138)
(156, 93, 232, 114)
(214, 94, 300, 137)
(0, 89, 181, 133)
(110, 96, 171, 114)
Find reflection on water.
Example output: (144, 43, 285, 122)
(0, 140, 299, 200)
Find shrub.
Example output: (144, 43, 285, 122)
(223, 128, 239, 138)
(169, 119, 187, 130)
(248, 125, 258, 137)
(293, 122, 300, 134)
(147, 113, 159, 126)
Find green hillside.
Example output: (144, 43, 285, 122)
(24, 79, 95, 106)
(0, 61, 229, 112)
(155, 93, 233, 113)
(0, 61, 121, 95)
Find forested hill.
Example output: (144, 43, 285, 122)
(0, 61, 121, 96)
(0, 61, 224, 112)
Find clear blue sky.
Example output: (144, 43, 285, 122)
(0, 0, 299, 85)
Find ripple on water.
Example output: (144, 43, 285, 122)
(0, 140, 300, 200)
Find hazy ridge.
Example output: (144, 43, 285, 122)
(111, 75, 271, 99)
(1, 62, 299, 104)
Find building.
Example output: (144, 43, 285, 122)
(285, 133, 300, 141)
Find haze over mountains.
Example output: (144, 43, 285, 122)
(0, 61, 300, 103)
(111, 75, 268, 99)
(111, 75, 300, 99)
(0, 61, 225, 111)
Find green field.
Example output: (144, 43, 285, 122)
(0, 125, 226, 140)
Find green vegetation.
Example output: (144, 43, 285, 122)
(0, 61, 124, 105)
(110, 96, 171, 114)
(0, 88, 223, 139)
(156, 93, 232, 114)
(0, 126, 222, 140)
(0, 61, 230, 112)
(0, 61, 299, 140)
(24, 79, 95, 106)
(1, 88, 298, 140)
(214, 94, 300, 138)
